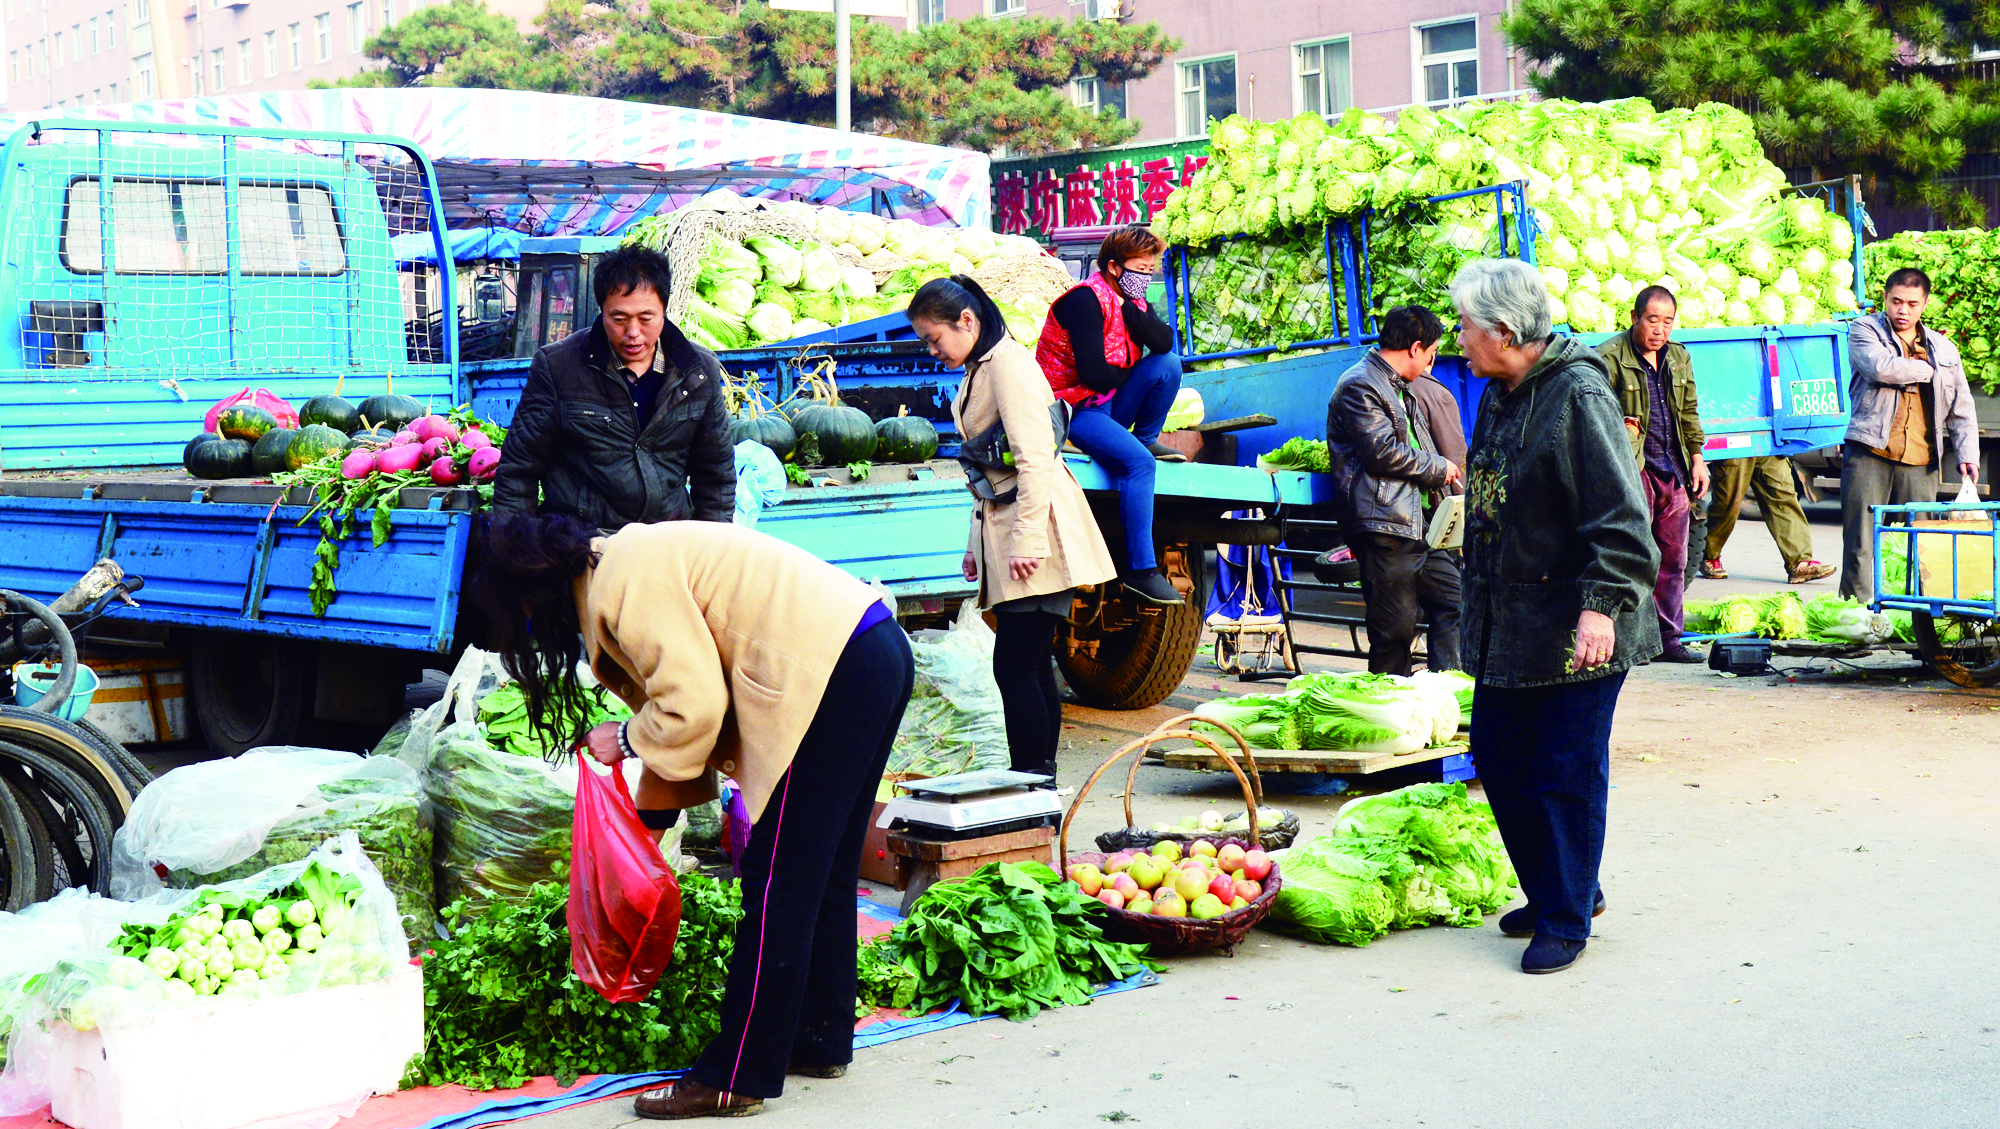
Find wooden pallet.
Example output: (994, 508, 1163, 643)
(1161, 739, 1470, 776)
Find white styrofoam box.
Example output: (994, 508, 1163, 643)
(48, 965, 422, 1129)
(81, 658, 190, 745)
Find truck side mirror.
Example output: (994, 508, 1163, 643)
(29, 300, 105, 368)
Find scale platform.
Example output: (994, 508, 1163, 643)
(876, 769, 1063, 835)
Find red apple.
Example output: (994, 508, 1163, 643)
(1242, 849, 1273, 881)
(1207, 874, 1237, 903)
(1233, 878, 1262, 901)
(1108, 873, 1140, 900)
(1104, 851, 1136, 875)
(1216, 843, 1248, 873)
(1067, 863, 1103, 897)
(1097, 888, 1126, 910)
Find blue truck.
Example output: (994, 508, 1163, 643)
(0, 119, 1325, 753)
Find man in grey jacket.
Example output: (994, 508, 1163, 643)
(1325, 305, 1464, 675)
(1840, 268, 1981, 600)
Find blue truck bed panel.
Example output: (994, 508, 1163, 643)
(0, 495, 470, 652)
(1184, 323, 1854, 466)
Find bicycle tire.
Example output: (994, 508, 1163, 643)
(0, 775, 38, 910)
(9, 771, 83, 894)
(75, 718, 155, 792)
(0, 707, 136, 821)
(0, 590, 78, 715)
(5, 777, 56, 904)
(0, 738, 117, 893)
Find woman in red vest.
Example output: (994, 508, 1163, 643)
(1035, 225, 1186, 607)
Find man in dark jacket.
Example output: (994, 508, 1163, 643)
(1325, 305, 1464, 675)
(1596, 286, 1708, 663)
(494, 245, 736, 528)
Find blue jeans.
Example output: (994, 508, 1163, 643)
(1470, 671, 1627, 941)
(1065, 352, 1181, 572)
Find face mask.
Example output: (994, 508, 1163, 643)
(1116, 269, 1152, 301)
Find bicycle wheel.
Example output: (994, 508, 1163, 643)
(0, 739, 117, 894)
(0, 776, 39, 911)
(6, 777, 56, 904)
(9, 771, 83, 894)
(0, 707, 136, 822)
(75, 718, 155, 792)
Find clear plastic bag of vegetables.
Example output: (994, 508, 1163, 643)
(401, 647, 648, 918)
(108, 747, 434, 945)
(885, 602, 1010, 778)
(0, 834, 403, 1115)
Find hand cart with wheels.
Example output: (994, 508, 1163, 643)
(1872, 502, 2000, 688)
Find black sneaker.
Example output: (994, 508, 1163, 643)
(1522, 934, 1586, 974)
(1499, 891, 1605, 937)
(1145, 441, 1189, 463)
(1123, 570, 1183, 607)
(1657, 645, 1703, 664)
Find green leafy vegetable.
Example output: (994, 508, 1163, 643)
(1260, 436, 1331, 472)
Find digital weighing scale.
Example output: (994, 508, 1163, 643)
(875, 769, 1063, 836)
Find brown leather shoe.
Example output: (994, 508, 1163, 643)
(633, 1079, 764, 1120)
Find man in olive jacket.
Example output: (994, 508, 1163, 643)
(494, 245, 736, 528)
(1597, 286, 1708, 663)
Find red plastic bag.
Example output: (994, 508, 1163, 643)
(205, 388, 300, 433)
(568, 759, 684, 1003)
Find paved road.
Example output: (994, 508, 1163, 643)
(537, 507, 2000, 1128)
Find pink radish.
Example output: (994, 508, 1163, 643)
(468, 445, 501, 482)
(420, 436, 451, 463)
(340, 448, 378, 479)
(393, 429, 419, 446)
(410, 415, 461, 444)
(428, 456, 463, 486)
(377, 443, 424, 474)
(460, 428, 493, 451)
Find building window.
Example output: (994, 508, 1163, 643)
(238, 39, 252, 82)
(1177, 55, 1237, 136)
(109, 81, 118, 101)
(73, 24, 83, 60)
(1078, 0, 1117, 18)
(348, 2, 365, 51)
(265, 30, 278, 75)
(191, 61, 202, 95)
(1417, 18, 1478, 106)
(382, 0, 394, 25)
(289, 23, 302, 69)
(132, 0, 148, 24)
(316, 14, 332, 61)
(1295, 38, 1351, 119)
(93, 88, 102, 104)
(53, 31, 63, 67)
(89, 17, 100, 53)
(915, 0, 944, 25)
(210, 47, 225, 90)
(988, 0, 1023, 15)
(136, 54, 153, 96)
(1071, 75, 1126, 119)
(107, 9, 116, 47)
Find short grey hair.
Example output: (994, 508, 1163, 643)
(1449, 258, 1552, 345)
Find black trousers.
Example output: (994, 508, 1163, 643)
(991, 609, 1064, 778)
(688, 618, 914, 1099)
(1349, 530, 1462, 675)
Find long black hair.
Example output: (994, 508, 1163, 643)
(907, 274, 1008, 360)
(466, 511, 602, 758)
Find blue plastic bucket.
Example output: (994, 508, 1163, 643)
(10, 662, 101, 722)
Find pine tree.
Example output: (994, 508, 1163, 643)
(322, 0, 1176, 154)
(1504, 0, 2000, 224)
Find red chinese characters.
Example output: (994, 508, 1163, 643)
(1138, 158, 1179, 219)
(1063, 165, 1103, 227)
(1103, 161, 1140, 224)
(1029, 170, 1063, 233)
(995, 173, 1029, 235)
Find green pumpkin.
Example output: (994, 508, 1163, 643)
(183, 432, 221, 464)
(731, 414, 797, 462)
(286, 424, 349, 471)
(874, 411, 940, 463)
(792, 402, 877, 466)
(215, 404, 279, 443)
(186, 439, 254, 480)
(343, 426, 398, 450)
(299, 394, 362, 434)
(357, 394, 426, 432)
(250, 427, 298, 475)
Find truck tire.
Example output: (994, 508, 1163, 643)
(190, 633, 310, 755)
(1056, 544, 1204, 710)
(1913, 612, 2000, 688)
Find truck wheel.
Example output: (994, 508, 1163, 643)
(1913, 612, 2000, 688)
(190, 633, 310, 755)
(1056, 544, 1204, 710)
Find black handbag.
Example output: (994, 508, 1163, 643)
(956, 361, 1071, 505)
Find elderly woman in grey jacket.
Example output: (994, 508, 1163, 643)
(1450, 259, 1660, 975)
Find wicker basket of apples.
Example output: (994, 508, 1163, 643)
(1060, 713, 1282, 956)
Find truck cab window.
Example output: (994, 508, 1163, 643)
(543, 266, 576, 346)
(61, 178, 344, 275)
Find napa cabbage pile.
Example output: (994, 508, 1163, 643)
(1865, 228, 2000, 394)
(1263, 783, 1517, 946)
(1154, 98, 1860, 343)
(625, 199, 1051, 351)
(1192, 669, 1471, 753)
(1683, 591, 1811, 640)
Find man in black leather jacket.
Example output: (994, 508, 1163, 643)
(1325, 305, 1465, 674)
(493, 246, 736, 528)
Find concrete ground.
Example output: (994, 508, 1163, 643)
(538, 505, 2000, 1128)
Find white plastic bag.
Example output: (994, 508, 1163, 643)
(732, 439, 790, 528)
(886, 601, 1010, 777)
(1947, 477, 1983, 521)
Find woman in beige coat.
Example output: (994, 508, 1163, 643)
(467, 512, 912, 1119)
(906, 275, 1117, 779)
